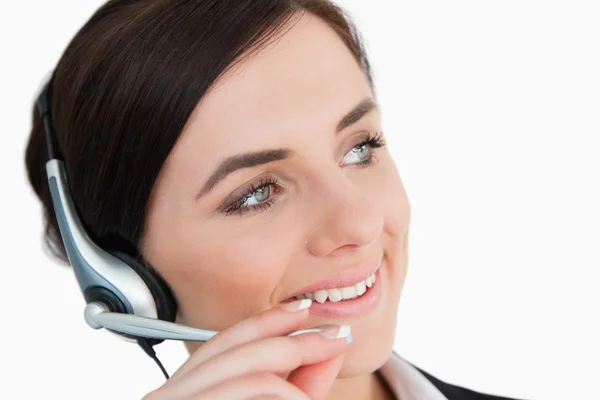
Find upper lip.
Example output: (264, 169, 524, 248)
(282, 254, 384, 301)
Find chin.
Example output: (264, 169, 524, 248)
(336, 258, 405, 378)
(337, 314, 398, 378)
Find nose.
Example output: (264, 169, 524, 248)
(305, 173, 384, 257)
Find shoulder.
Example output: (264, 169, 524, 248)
(411, 363, 527, 400)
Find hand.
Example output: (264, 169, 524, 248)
(142, 299, 351, 400)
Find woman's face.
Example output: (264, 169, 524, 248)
(142, 13, 411, 377)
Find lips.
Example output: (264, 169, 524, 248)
(281, 255, 384, 303)
(308, 267, 382, 318)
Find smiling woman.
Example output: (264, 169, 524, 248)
(24, 1, 525, 399)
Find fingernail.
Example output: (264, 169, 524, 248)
(281, 298, 312, 312)
(319, 324, 352, 342)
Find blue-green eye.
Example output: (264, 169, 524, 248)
(343, 143, 371, 164)
(342, 131, 386, 167)
(223, 177, 279, 217)
(234, 184, 271, 209)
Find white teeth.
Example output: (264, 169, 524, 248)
(354, 281, 366, 296)
(314, 290, 328, 304)
(340, 286, 357, 300)
(297, 271, 378, 303)
(327, 288, 342, 302)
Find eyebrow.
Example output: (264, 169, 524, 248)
(195, 97, 378, 201)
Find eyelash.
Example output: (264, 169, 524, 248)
(223, 131, 387, 217)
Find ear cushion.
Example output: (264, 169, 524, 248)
(108, 250, 177, 324)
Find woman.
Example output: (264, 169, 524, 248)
(25, 0, 525, 399)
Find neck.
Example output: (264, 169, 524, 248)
(325, 371, 396, 400)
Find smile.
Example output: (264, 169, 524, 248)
(282, 255, 384, 318)
(294, 267, 378, 303)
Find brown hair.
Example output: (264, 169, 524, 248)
(25, 0, 374, 267)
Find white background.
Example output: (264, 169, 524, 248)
(1, 1, 599, 399)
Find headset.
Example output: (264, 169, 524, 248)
(35, 72, 328, 379)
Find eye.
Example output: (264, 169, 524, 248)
(222, 177, 280, 217)
(243, 184, 271, 206)
(343, 143, 370, 164)
(342, 131, 386, 167)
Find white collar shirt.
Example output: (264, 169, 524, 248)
(377, 352, 448, 400)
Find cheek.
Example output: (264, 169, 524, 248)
(161, 219, 297, 328)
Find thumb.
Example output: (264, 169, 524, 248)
(286, 352, 345, 400)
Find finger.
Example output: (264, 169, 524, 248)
(287, 352, 345, 400)
(189, 373, 310, 400)
(171, 299, 313, 381)
(171, 326, 350, 398)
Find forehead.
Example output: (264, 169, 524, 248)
(170, 13, 375, 175)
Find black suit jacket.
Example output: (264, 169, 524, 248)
(407, 360, 527, 400)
